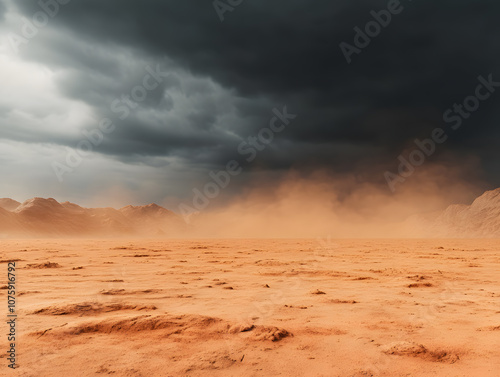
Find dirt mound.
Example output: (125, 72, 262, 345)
(99, 289, 164, 295)
(476, 325, 500, 331)
(381, 341, 459, 363)
(228, 324, 292, 341)
(26, 262, 61, 269)
(58, 314, 223, 336)
(326, 299, 358, 304)
(227, 324, 255, 333)
(407, 283, 434, 288)
(251, 326, 292, 341)
(33, 313, 291, 343)
(31, 302, 157, 316)
(311, 289, 326, 295)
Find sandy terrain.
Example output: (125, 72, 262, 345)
(1, 238, 499, 376)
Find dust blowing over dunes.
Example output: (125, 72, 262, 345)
(186, 170, 495, 238)
(2, 169, 498, 238)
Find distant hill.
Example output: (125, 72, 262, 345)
(408, 188, 500, 237)
(0, 198, 21, 211)
(0, 197, 185, 237)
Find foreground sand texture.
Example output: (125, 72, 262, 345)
(1, 239, 499, 376)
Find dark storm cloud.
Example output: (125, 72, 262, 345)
(11, 0, 500, 185)
(0, 1, 6, 21)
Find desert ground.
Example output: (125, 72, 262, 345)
(1, 238, 499, 377)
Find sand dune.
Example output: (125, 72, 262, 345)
(380, 341, 459, 364)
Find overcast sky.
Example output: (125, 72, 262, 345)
(0, 0, 499, 209)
